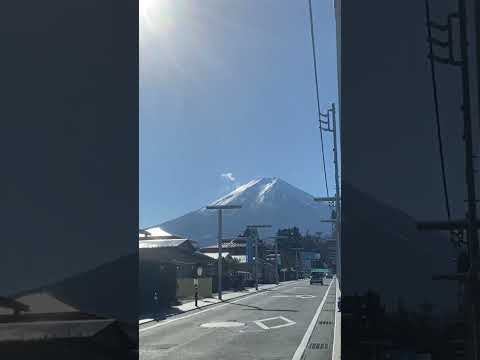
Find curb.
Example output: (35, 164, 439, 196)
(139, 280, 300, 327)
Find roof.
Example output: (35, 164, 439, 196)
(0, 318, 116, 341)
(139, 239, 189, 249)
(140, 226, 182, 239)
(231, 255, 247, 263)
(140, 243, 214, 264)
(203, 252, 230, 259)
(201, 253, 247, 263)
(201, 240, 246, 252)
(15, 293, 78, 314)
(311, 268, 330, 273)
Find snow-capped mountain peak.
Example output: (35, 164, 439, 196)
(155, 177, 332, 247)
(210, 178, 265, 206)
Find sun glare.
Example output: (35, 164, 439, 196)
(140, 0, 172, 34)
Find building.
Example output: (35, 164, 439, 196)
(199, 237, 277, 284)
(139, 227, 214, 316)
(199, 237, 249, 263)
(0, 293, 135, 358)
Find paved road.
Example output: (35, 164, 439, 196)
(140, 279, 335, 360)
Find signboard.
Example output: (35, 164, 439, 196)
(311, 268, 329, 273)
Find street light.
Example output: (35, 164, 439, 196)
(267, 235, 288, 285)
(206, 204, 241, 300)
(247, 224, 272, 290)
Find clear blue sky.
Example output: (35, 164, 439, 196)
(140, 0, 339, 228)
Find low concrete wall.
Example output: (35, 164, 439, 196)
(176, 278, 212, 299)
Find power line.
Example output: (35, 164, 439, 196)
(425, 0, 451, 221)
(308, 0, 329, 197)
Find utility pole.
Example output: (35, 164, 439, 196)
(419, 1, 480, 358)
(475, 0, 480, 131)
(459, 0, 479, 356)
(314, 102, 341, 286)
(332, 103, 341, 285)
(269, 236, 288, 285)
(275, 237, 279, 284)
(247, 224, 272, 290)
(206, 204, 241, 300)
(290, 247, 304, 280)
(308, 0, 341, 286)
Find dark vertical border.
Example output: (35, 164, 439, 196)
(341, 0, 479, 358)
(0, 1, 138, 358)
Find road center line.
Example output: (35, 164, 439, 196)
(291, 280, 333, 360)
(140, 281, 302, 334)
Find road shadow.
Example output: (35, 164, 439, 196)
(141, 307, 185, 322)
(226, 301, 298, 313)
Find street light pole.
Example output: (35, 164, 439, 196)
(206, 204, 241, 300)
(290, 247, 304, 280)
(247, 224, 272, 290)
(267, 235, 288, 285)
(218, 209, 223, 299)
(275, 238, 279, 284)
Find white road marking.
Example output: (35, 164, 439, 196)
(291, 280, 333, 360)
(254, 319, 271, 330)
(295, 295, 316, 299)
(140, 282, 300, 333)
(271, 294, 316, 299)
(254, 316, 296, 330)
(200, 321, 245, 328)
(332, 277, 341, 360)
(239, 329, 264, 333)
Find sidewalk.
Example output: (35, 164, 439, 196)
(332, 277, 341, 360)
(139, 280, 300, 325)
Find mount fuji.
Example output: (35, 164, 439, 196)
(149, 177, 333, 247)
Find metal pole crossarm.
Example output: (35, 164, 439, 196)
(427, 20, 449, 31)
(247, 224, 272, 229)
(427, 36, 449, 48)
(314, 196, 338, 202)
(416, 220, 480, 230)
(427, 54, 463, 66)
(432, 273, 468, 281)
(206, 205, 242, 210)
(321, 219, 336, 223)
(426, 9, 462, 66)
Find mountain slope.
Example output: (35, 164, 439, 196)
(152, 178, 332, 247)
(12, 254, 138, 324)
(342, 182, 457, 313)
